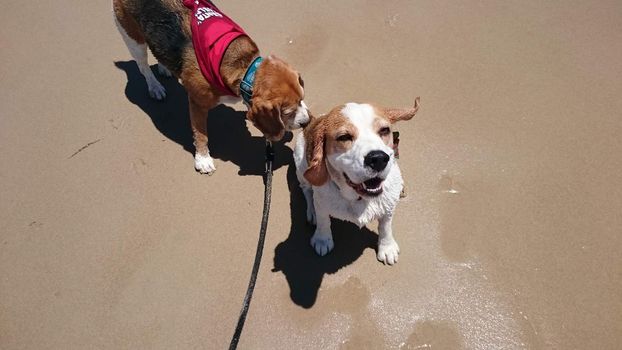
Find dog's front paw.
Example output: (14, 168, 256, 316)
(147, 79, 167, 100)
(377, 240, 400, 265)
(310, 232, 334, 256)
(194, 153, 216, 175)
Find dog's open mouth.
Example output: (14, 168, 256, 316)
(344, 173, 384, 197)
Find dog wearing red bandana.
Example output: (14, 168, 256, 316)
(113, 0, 310, 174)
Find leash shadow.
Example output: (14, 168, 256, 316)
(113, 60, 291, 176)
(272, 163, 377, 308)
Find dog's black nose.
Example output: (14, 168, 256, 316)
(364, 150, 390, 172)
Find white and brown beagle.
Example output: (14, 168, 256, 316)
(294, 98, 420, 265)
(113, 0, 309, 174)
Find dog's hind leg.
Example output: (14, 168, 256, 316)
(113, 14, 167, 100)
(157, 63, 173, 78)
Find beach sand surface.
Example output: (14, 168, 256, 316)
(1, 1, 621, 349)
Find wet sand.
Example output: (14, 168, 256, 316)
(1, 0, 621, 349)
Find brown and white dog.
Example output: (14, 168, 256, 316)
(113, 0, 309, 174)
(294, 98, 420, 265)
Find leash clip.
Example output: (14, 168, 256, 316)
(265, 140, 274, 172)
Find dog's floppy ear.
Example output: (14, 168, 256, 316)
(381, 97, 421, 123)
(303, 118, 329, 186)
(247, 99, 285, 141)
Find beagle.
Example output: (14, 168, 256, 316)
(113, 0, 310, 174)
(294, 98, 420, 265)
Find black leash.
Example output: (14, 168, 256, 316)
(228, 141, 274, 350)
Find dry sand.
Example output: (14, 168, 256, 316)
(1, 0, 622, 349)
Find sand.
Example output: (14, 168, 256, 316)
(1, 0, 621, 349)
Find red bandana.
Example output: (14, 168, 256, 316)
(183, 0, 247, 95)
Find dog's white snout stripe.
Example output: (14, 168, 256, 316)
(293, 100, 310, 128)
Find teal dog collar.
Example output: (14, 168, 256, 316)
(240, 56, 263, 105)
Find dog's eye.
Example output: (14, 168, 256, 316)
(336, 133, 353, 142)
(379, 127, 391, 136)
(298, 75, 304, 88)
(281, 108, 295, 117)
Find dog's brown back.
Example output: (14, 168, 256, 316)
(113, 0, 193, 76)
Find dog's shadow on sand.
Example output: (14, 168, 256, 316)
(273, 163, 379, 308)
(114, 60, 291, 176)
(115, 60, 375, 308)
